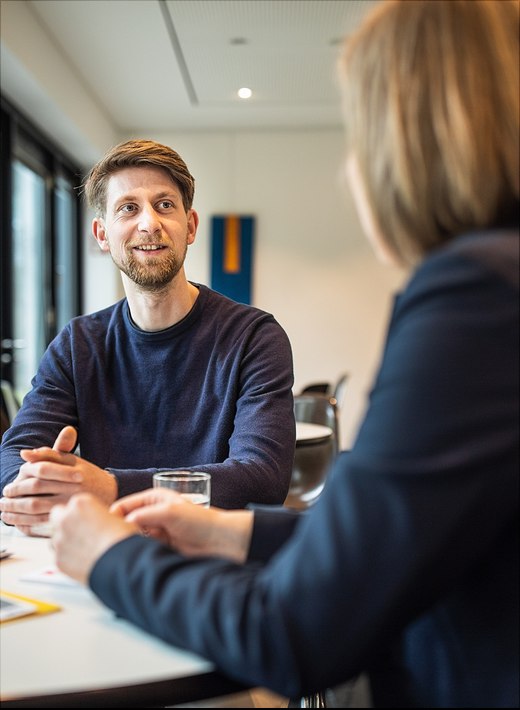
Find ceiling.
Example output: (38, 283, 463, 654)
(26, 0, 380, 133)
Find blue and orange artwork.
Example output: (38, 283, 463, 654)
(211, 215, 255, 305)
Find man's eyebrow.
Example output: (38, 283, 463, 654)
(115, 190, 180, 203)
(154, 191, 180, 200)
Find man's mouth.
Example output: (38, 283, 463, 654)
(133, 244, 166, 251)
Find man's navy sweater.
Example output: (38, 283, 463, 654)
(0, 284, 295, 508)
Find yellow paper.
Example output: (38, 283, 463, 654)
(0, 589, 61, 624)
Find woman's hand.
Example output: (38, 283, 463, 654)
(111, 488, 254, 563)
(50, 493, 139, 584)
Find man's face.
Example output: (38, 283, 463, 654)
(92, 166, 197, 291)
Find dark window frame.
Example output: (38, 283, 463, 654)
(0, 95, 83, 385)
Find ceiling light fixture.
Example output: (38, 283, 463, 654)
(238, 87, 252, 99)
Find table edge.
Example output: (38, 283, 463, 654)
(0, 671, 248, 708)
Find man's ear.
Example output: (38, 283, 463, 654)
(187, 209, 199, 246)
(92, 217, 110, 252)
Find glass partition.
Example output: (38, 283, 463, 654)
(0, 98, 82, 401)
(11, 161, 48, 398)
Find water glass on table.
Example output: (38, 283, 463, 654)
(153, 471, 211, 507)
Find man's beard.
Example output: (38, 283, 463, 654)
(112, 243, 188, 292)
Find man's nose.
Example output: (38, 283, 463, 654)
(138, 204, 161, 233)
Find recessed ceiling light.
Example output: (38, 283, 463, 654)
(238, 87, 252, 99)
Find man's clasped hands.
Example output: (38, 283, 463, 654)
(0, 426, 254, 585)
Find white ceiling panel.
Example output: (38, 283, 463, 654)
(24, 0, 380, 132)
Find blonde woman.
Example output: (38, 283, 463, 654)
(44, 2, 519, 707)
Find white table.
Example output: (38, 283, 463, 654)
(0, 526, 245, 707)
(295, 421, 333, 445)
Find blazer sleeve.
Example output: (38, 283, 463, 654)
(89, 242, 519, 700)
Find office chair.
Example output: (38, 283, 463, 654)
(1, 380, 20, 429)
(1, 407, 10, 439)
(293, 393, 340, 451)
(331, 373, 349, 410)
(285, 394, 339, 511)
(300, 382, 330, 395)
(288, 395, 341, 705)
(286, 435, 335, 510)
(300, 372, 349, 411)
(289, 691, 327, 707)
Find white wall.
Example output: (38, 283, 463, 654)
(0, 0, 117, 165)
(1, 1, 407, 449)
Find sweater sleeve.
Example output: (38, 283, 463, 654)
(0, 327, 78, 494)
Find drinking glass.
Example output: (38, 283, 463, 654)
(153, 471, 211, 507)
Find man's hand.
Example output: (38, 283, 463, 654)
(0, 426, 118, 536)
(50, 494, 138, 584)
(112, 488, 253, 563)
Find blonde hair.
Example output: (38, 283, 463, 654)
(339, 0, 519, 266)
(83, 139, 195, 216)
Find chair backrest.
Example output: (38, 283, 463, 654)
(293, 393, 340, 454)
(1, 407, 10, 439)
(287, 436, 334, 510)
(300, 382, 330, 395)
(332, 372, 349, 410)
(286, 394, 340, 511)
(1, 380, 20, 426)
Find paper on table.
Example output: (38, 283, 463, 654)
(20, 566, 81, 587)
(0, 589, 61, 623)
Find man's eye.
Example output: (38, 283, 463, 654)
(158, 200, 174, 209)
(120, 204, 136, 213)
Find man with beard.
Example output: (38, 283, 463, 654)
(0, 140, 295, 535)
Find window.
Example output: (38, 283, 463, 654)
(0, 97, 82, 401)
